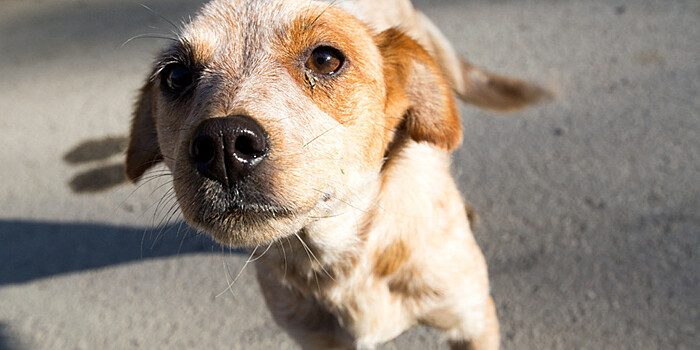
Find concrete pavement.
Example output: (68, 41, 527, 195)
(1, 0, 698, 349)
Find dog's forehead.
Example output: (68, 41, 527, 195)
(179, 0, 358, 64)
(168, 0, 384, 124)
(178, 0, 286, 62)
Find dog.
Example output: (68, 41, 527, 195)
(125, 0, 549, 349)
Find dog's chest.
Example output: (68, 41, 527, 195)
(257, 246, 426, 343)
(309, 267, 421, 343)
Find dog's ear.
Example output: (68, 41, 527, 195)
(376, 28, 462, 151)
(125, 80, 162, 182)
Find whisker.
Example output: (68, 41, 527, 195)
(216, 245, 259, 298)
(139, 3, 182, 33)
(248, 242, 274, 262)
(303, 123, 342, 148)
(146, 195, 178, 251)
(311, 188, 369, 214)
(309, 211, 348, 219)
(121, 33, 178, 48)
(140, 184, 174, 257)
(118, 172, 172, 209)
(276, 238, 288, 280)
(294, 231, 335, 282)
(294, 232, 321, 291)
(151, 186, 176, 223)
(146, 185, 173, 241)
(308, 0, 340, 28)
(176, 219, 191, 254)
(150, 199, 182, 250)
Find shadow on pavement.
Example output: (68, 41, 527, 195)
(68, 163, 128, 193)
(0, 0, 207, 65)
(63, 136, 128, 165)
(0, 219, 239, 286)
(0, 323, 20, 350)
(62, 136, 130, 194)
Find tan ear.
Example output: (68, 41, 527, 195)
(413, 11, 553, 112)
(125, 80, 162, 182)
(376, 28, 462, 152)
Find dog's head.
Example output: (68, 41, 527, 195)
(125, 0, 460, 246)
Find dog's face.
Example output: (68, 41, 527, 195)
(125, 0, 460, 246)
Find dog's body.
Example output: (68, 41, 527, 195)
(254, 140, 497, 350)
(125, 1, 548, 349)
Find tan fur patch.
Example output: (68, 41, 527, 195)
(374, 28, 462, 151)
(374, 240, 408, 277)
(277, 8, 383, 125)
(273, 6, 389, 167)
(387, 266, 441, 299)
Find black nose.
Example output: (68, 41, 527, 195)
(188, 115, 269, 188)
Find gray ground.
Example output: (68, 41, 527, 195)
(1, 0, 698, 349)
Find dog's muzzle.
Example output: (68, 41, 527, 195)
(188, 115, 269, 189)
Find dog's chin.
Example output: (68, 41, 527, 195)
(190, 208, 310, 247)
(174, 178, 317, 247)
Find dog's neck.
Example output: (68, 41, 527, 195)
(256, 140, 455, 293)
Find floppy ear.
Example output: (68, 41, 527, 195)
(125, 80, 162, 182)
(376, 28, 462, 152)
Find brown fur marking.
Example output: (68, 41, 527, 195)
(387, 266, 441, 299)
(465, 201, 478, 230)
(375, 28, 462, 152)
(374, 240, 408, 277)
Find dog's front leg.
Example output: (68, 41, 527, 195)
(445, 296, 500, 350)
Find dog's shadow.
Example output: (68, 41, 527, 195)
(0, 323, 17, 350)
(63, 136, 129, 193)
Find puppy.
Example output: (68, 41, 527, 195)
(125, 0, 548, 349)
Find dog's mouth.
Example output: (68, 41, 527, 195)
(174, 175, 321, 247)
(191, 177, 294, 218)
(167, 111, 340, 246)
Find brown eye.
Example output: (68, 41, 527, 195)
(305, 46, 345, 75)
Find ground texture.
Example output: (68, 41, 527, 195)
(1, 0, 698, 349)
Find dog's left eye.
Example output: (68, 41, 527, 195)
(305, 46, 345, 75)
(161, 63, 193, 94)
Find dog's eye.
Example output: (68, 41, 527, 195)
(305, 46, 344, 75)
(161, 63, 193, 94)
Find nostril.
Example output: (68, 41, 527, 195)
(234, 134, 257, 156)
(233, 128, 267, 161)
(190, 135, 217, 165)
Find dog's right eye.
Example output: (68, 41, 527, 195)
(161, 63, 193, 94)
